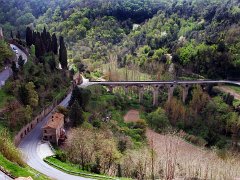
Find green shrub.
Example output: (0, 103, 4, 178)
(146, 108, 170, 132)
(0, 129, 25, 166)
(92, 120, 101, 128)
(184, 134, 207, 147)
(55, 150, 67, 162)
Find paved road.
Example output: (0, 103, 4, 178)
(0, 67, 12, 88)
(19, 86, 91, 180)
(0, 44, 28, 88)
(0, 171, 12, 180)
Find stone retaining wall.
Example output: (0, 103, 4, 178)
(14, 87, 72, 146)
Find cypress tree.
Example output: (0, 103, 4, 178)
(32, 31, 36, 45)
(16, 31, 21, 40)
(10, 31, 13, 39)
(18, 55, 25, 68)
(18, 85, 28, 105)
(48, 53, 56, 72)
(35, 32, 46, 59)
(11, 61, 18, 79)
(46, 32, 52, 52)
(41, 32, 47, 51)
(35, 36, 44, 58)
(52, 33, 58, 55)
(59, 36, 68, 69)
(69, 100, 84, 126)
(26, 27, 33, 46)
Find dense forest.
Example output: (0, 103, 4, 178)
(1, 0, 240, 179)
(2, 0, 240, 79)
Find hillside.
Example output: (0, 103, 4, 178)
(0, 0, 240, 179)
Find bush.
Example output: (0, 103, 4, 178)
(184, 134, 207, 147)
(146, 108, 170, 132)
(55, 150, 67, 162)
(0, 129, 25, 166)
(92, 119, 101, 128)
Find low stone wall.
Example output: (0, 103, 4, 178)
(14, 87, 72, 146)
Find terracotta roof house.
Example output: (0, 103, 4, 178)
(42, 113, 65, 145)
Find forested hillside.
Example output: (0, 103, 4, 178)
(1, 0, 240, 179)
(31, 0, 240, 80)
(2, 0, 240, 79)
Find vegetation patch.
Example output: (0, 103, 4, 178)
(0, 153, 49, 179)
(44, 156, 129, 180)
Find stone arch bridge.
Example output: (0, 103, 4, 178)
(78, 79, 240, 106)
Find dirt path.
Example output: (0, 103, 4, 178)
(123, 110, 140, 123)
(215, 86, 240, 100)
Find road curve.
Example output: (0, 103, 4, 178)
(0, 44, 28, 88)
(18, 93, 91, 180)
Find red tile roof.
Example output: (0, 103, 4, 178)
(43, 112, 64, 129)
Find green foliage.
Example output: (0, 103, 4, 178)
(69, 100, 84, 126)
(0, 40, 13, 68)
(0, 153, 49, 180)
(55, 150, 67, 162)
(0, 129, 25, 166)
(69, 87, 91, 110)
(25, 82, 39, 107)
(18, 55, 25, 68)
(59, 36, 68, 69)
(146, 108, 170, 132)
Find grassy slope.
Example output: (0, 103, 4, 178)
(44, 156, 130, 180)
(0, 154, 50, 179)
(0, 89, 13, 109)
(225, 85, 240, 106)
(226, 85, 240, 94)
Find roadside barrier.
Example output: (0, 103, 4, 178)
(15, 87, 72, 146)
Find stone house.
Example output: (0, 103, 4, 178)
(42, 112, 65, 145)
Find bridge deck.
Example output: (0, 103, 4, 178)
(88, 80, 240, 86)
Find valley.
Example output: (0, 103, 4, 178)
(0, 0, 240, 179)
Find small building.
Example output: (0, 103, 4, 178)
(42, 113, 65, 145)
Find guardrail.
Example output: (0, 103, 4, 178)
(15, 87, 72, 146)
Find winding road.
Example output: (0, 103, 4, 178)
(0, 44, 28, 88)
(18, 78, 91, 180)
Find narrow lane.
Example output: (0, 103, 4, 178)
(0, 44, 28, 88)
(0, 67, 12, 88)
(19, 93, 91, 180)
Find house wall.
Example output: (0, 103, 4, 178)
(43, 128, 57, 144)
(42, 124, 63, 145)
(14, 87, 72, 146)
